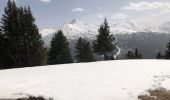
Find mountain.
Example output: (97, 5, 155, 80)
(42, 19, 147, 46)
(110, 20, 145, 34)
(41, 19, 170, 59)
(41, 19, 170, 41)
(40, 28, 56, 37)
(42, 19, 97, 46)
(61, 19, 97, 39)
(116, 32, 170, 59)
(160, 22, 170, 33)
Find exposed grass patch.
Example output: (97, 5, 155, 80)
(138, 88, 170, 100)
(0, 96, 53, 100)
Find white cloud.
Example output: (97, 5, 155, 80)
(72, 7, 85, 12)
(123, 2, 170, 13)
(39, 0, 51, 3)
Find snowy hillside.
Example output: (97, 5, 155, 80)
(110, 20, 145, 34)
(0, 60, 170, 100)
(40, 28, 56, 37)
(160, 22, 170, 33)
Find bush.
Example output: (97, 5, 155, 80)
(138, 88, 170, 100)
(0, 96, 53, 100)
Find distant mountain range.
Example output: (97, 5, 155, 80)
(41, 19, 170, 59)
(116, 32, 170, 58)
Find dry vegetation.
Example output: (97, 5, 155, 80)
(0, 96, 53, 100)
(138, 88, 170, 100)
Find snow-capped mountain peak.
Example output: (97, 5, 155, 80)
(42, 19, 170, 46)
(40, 28, 56, 37)
(61, 19, 97, 40)
(69, 18, 86, 25)
(41, 19, 147, 46)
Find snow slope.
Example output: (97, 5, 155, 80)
(0, 60, 170, 100)
(40, 28, 56, 37)
(61, 19, 98, 39)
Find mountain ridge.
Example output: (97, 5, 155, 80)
(41, 19, 170, 39)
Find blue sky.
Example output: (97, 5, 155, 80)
(1, 0, 170, 30)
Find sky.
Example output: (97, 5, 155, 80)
(1, 0, 170, 30)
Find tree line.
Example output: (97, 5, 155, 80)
(0, 0, 170, 69)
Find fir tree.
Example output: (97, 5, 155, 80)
(1, 0, 22, 67)
(48, 30, 73, 64)
(75, 38, 95, 62)
(134, 48, 143, 59)
(0, 28, 16, 68)
(126, 48, 143, 59)
(164, 40, 170, 59)
(0, 29, 5, 68)
(156, 52, 162, 59)
(126, 50, 134, 59)
(93, 18, 115, 60)
(0, 0, 47, 68)
(21, 6, 47, 66)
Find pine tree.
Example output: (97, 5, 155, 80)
(126, 48, 143, 59)
(0, 28, 16, 68)
(75, 38, 95, 62)
(21, 6, 47, 66)
(93, 18, 115, 60)
(48, 30, 73, 64)
(0, 29, 6, 68)
(0, 0, 47, 68)
(126, 50, 134, 59)
(134, 48, 142, 59)
(156, 52, 162, 59)
(0, 0, 22, 67)
(164, 40, 170, 59)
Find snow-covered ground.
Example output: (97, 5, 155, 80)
(0, 60, 170, 100)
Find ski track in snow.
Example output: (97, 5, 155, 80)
(0, 60, 170, 100)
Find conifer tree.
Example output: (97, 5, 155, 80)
(1, 0, 22, 67)
(134, 48, 142, 59)
(75, 38, 95, 62)
(164, 40, 170, 59)
(126, 48, 142, 59)
(48, 30, 73, 64)
(156, 52, 162, 59)
(0, 0, 47, 68)
(126, 50, 134, 59)
(21, 6, 47, 66)
(93, 18, 115, 60)
(0, 29, 6, 68)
